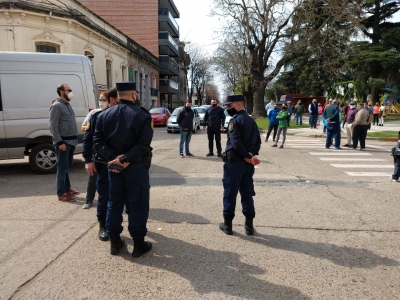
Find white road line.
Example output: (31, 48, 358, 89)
(331, 164, 393, 168)
(345, 172, 393, 176)
(290, 146, 328, 148)
(365, 145, 391, 151)
(309, 152, 372, 156)
(319, 158, 387, 161)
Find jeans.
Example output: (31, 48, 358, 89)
(179, 129, 193, 154)
(294, 113, 303, 125)
(266, 123, 278, 141)
(207, 126, 222, 154)
(393, 156, 400, 180)
(325, 122, 340, 148)
(309, 114, 318, 128)
(352, 125, 368, 149)
(222, 159, 255, 221)
(54, 144, 75, 196)
(276, 127, 287, 144)
(86, 173, 97, 202)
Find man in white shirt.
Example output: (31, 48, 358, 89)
(265, 99, 275, 115)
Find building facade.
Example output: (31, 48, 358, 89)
(0, 0, 159, 108)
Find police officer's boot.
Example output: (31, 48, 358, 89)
(219, 219, 233, 235)
(245, 218, 254, 236)
(98, 221, 109, 241)
(110, 235, 125, 255)
(132, 238, 152, 258)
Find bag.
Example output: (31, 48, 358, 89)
(391, 147, 400, 157)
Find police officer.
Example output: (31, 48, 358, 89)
(203, 99, 225, 157)
(93, 82, 153, 257)
(82, 88, 118, 241)
(220, 94, 261, 236)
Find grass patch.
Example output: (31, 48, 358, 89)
(254, 117, 311, 130)
(367, 131, 398, 138)
(384, 114, 400, 122)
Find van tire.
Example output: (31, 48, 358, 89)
(29, 144, 58, 174)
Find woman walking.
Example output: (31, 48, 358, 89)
(272, 103, 289, 149)
(373, 102, 380, 125)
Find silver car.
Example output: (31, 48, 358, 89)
(167, 107, 201, 133)
(193, 107, 206, 125)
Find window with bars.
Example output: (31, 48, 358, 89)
(36, 44, 59, 53)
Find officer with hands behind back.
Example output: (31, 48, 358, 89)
(220, 94, 261, 236)
(93, 82, 154, 257)
(203, 99, 225, 157)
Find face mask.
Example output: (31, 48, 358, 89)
(66, 92, 73, 101)
(211, 104, 217, 108)
(274, 107, 278, 110)
(282, 107, 287, 110)
(350, 105, 356, 109)
(227, 107, 237, 117)
(99, 101, 108, 110)
(186, 106, 191, 110)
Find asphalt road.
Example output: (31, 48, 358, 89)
(0, 126, 399, 300)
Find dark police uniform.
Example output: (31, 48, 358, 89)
(93, 82, 153, 256)
(204, 105, 225, 155)
(221, 95, 261, 235)
(82, 108, 109, 241)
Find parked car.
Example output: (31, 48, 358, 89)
(149, 107, 170, 126)
(193, 107, 206, 125)
(223, 109, 232, 132)
(201, 104, 211, 110)
(167, 106, 201, 133)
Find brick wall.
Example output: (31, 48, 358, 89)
(77, 0, 159, 57)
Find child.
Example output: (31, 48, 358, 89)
(391, 131, 400, 182)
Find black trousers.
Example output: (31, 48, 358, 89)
(373, 114, 379, 125)
(207, 126, 222, 154)
(266, 123, 278, 141)
(352, 125, 368, 149)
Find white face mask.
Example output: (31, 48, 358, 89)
(350, 105, 356, 109)
(99, 101, 108, 110)
(67, 92, 74, 101)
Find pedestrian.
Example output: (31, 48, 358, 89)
(82, 88, 118, 241)
(81, 93, 108, 209)
(49, 83, 80, 202)
(93, 82, 153, 257)
(308, 99, 319, 129)
(286, 101, 293, 126)
(343, 101, 357, 147)
(317, 103, 323, 126)
(322, 99, 332, 133)
(219, 94, 261, 236)
(364, 101, 373, 130)
(391, 131, 400, 182)
(265, 99, 275, 116)
(177, 100, 195, 158)
(271, 103, 289, 149)
(294, 99, 305, 126)
(265, 103, 280, 142)
(379, 102, 386, 126)
(351, 103, 369, 150)
(203, 99, 225, 157)
(373, 102, 380, 125)
(323, 99, 341, 149)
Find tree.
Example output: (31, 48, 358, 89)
(213, 0, 362, 117)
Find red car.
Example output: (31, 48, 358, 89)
(149, 107, 171, 126)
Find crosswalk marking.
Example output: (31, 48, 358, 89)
(365, 145, 391, 151)
(309, 152, 372, 156)
(331, 164, 393, 168)
(319, 158, 387, 161)
(345, 172, 392, 177)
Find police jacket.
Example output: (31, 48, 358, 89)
(204, 106, 225, 127)
(93, 99, 153, 163)
(177, 106, 194, 131)
(225, 110, 261, 159)
(82, 109, 104, 163)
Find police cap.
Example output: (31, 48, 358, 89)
(225, 94, 245, 105)
(116, 81, 138, 92)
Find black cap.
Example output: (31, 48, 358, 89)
(225, 94, 245, 105)
(116, 82, 138, 92)
(350, 101, 356, 105)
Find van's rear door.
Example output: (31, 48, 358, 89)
(0, 83, 8, 159)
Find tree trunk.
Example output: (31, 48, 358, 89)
(252, 83, 267, 118)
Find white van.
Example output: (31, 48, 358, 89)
(0, 52, 98, 173)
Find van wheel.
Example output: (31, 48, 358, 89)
(29, 144, 57, 174)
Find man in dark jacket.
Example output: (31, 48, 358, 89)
(177, 100, 195, 158)
(308, 99, 319, 129)
(265, 103, 280, 142)
(203, 99, 225, 157)
(323, 99, 341, 149)
(294, 100, 305, 126)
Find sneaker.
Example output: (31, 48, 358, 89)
(334, 147, 342, 150)
(271, 144, 277, 148)
(359, 148, 365, 151)
(69, 188, 80, 195)
(180, 153, 184, 158)
(206, 153, 214, 157)
(82, 201, 93, 209)
(343, 144, 350, 147)
(279, 145, 283, 149)
(58, 193, 76, 202)
(217, 153, 222, 157)
(186, 153, 194, 157)
(391, 178, 399, 182)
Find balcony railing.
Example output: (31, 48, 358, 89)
(159, 31, 178, 54)
(159, 8, 179, 32)
(159, 55, 180, 76)
(159, 78, 179, 94)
